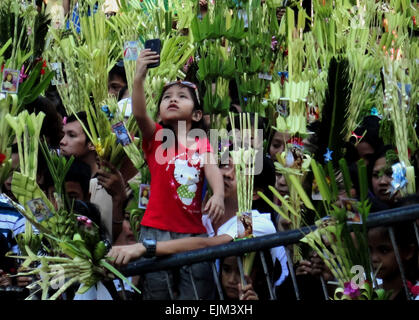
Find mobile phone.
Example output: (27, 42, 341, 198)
(144, 39, 161, 68)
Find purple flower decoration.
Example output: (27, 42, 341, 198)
(323, 148, 333, 163)
(19, 65, 27, 84)
(343, 281, 361, 299)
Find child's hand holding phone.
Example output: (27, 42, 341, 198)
(134, 49, 160, 82)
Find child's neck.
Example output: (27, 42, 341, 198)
(382, 274, 403, 300)
(171, 120, 196, 148)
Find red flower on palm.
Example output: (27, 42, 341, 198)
(0, 153, 6, 165)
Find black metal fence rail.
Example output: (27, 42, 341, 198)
(121, 204, 419, 300)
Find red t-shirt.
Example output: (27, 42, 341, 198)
(141, 123, 211, 234)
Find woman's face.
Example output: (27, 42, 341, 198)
(6, 74, 13, 82)
(269, 131, 290, 160)
(371, 157, 393, 204)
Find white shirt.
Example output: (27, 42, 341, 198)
(202, 210, 289, 286)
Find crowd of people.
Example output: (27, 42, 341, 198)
(0, 0, 418, 302)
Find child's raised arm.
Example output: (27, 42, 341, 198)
(203, 152, 225, 224)
(132, 49, 160, 141)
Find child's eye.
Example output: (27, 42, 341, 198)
(378, 245, 392, 254)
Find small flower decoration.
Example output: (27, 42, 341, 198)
(323, 148, 333, 163)
(62, 116, 67, 125)
(407, 281, 419, 297)
(278, 71, 288, 85)
(0, 153, 6, 165)
(370, 107, 382, 118)
(77, 215, 93, 229)
(101, 105, 114, 120)
(343, 281, 361, 299)
(19, 65, 28, 83)
(287, 137, 304, 148)
(40, 60, 47, 75)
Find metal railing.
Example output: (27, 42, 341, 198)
(121, 204, 419, 300)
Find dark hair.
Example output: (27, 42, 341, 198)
(350, 115, 384, 153)
(117, 85, 129, 101)
(109, 61, 127, 85)
(72, 200, 108, 241)
(66, 111, 91, 144)
(65, 159, 92, 198)
(46, 84, 67, 118)
(253, 156, 276, 208)
(24, 96, 64, 149)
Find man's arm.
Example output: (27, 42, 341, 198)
(107, 234, 233, 266)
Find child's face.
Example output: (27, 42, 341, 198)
(6, 74, 13, 81)
(159, 85, 199, 125)
(368, 227, 399, 280)
(221, 256, 241, 299)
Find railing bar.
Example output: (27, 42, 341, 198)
(388, 226, 411, 300)
(413, 221, 419, 249)
(320, 276, 329, 300)
(188, 265, 200, 300)
(119, 279, 127, 300)
(285, 247, 300, 300)
(259, 251, 276, 300)
(121, 206, 419, 277)
(211, 261, 224, 300)
(165, 271, 175, 300)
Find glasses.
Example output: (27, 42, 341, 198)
(163, 80, 200, 105)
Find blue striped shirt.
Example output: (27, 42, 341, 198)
(0, 194, 25, 253)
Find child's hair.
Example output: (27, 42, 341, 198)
(117, 85, 129, 101)
(109, 60, 127, 85)
(73, 200, 109, 241)
(349, 115, 384, 152)
(65, 159, 92, 198)
(24, 96, 64, 149)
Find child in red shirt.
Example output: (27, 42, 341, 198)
(127, 49, 225, 299)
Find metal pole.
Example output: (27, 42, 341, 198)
(165, 271, 175, 300)
(211, 261, 224, 300)
(319, 276, 329, 300)
(388, 227, 411, 300)
(188, 266, 200, 300)
(259, 251, 276, 300)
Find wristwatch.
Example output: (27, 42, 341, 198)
(143, 238, 157, 258)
